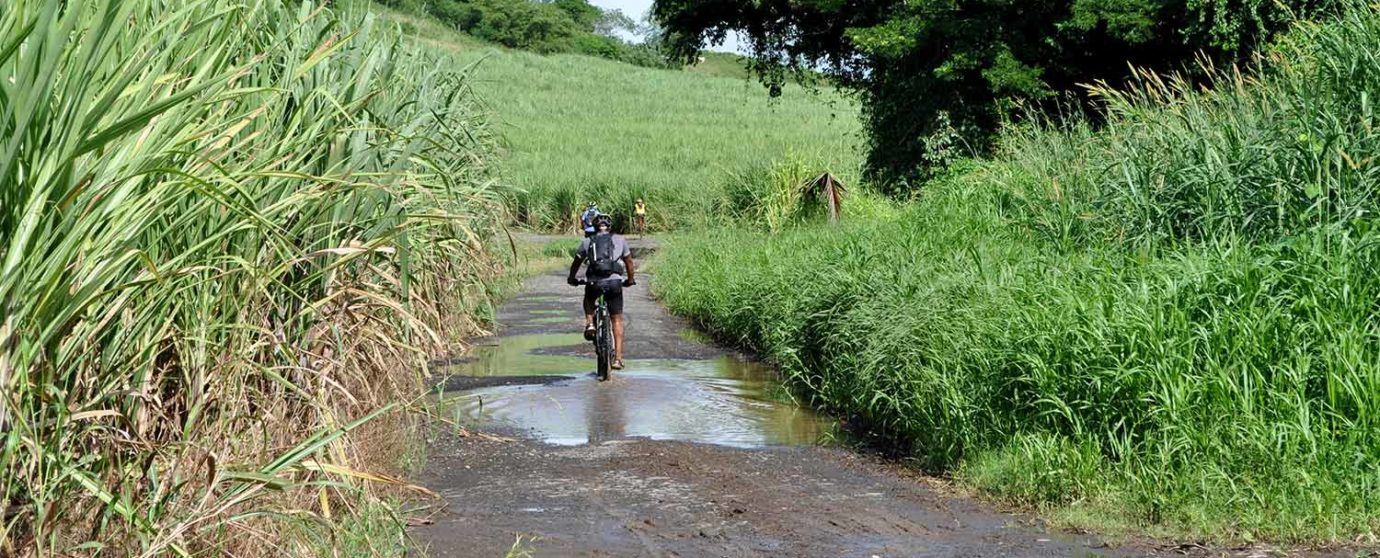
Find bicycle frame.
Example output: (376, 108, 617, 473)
(580, 280, 615, 381)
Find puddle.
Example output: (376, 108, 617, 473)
(443, 334, 834, 448)
(677, 328, 714, 345)
(450, 333, 589, 377)
(515, 294, 563, 304)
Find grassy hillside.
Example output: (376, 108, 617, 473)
(685, 52, 755, 80)
(656, 7, 1380, 544)
(372, 3, 864, 232)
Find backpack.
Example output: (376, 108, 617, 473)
(588, 233, 623, 278)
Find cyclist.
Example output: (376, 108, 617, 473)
(567, 213, 636, 370)
(633, 198, 647, 236)
(580, 202, 600, 238)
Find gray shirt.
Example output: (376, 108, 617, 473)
(577, 233, 631, 281)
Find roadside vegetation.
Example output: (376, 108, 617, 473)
(656, 6, 1380, 543)
(1, 1, 508, 555)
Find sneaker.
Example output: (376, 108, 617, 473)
(612, 359, 624, 370)
(583, 324, 595, 341)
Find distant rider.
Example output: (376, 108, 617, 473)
(580, 202, 600, 238)
(568, 213, 636, 370)
(634, 198, 647, 237)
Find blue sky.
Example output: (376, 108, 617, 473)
(586, 0, 745, 53)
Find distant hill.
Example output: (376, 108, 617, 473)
(371, 0, 766, 81)
(367, 1, 863, 231)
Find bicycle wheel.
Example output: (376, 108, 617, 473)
(595, 306, 613, 381)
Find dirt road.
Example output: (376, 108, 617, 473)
(409, 241, 1235, 557)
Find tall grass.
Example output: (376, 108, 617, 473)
(657, 5, 1380, 543)
(1, 0, 504, 554)
(368, 5, 865, 232)
(993, 10, 1380, 247)
(717, 151, 893, 232)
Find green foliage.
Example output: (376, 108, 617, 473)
(994, 8, 1380, 245)
(719, 153, 863, 232)
(466, 0, 582, 51)
(652, 0, 1339, 189)
(963, 434, 1107, 507)
(655, 5, 1380, 542)
(292, 495, 412, 558)
(379, 0, 676, 68)
(541, 239, 583, 258)
(553, 0, 601, 30)
(0, 0, 504, 553)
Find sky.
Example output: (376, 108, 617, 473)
(585, 0, 746, 53)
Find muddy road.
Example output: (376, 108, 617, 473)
(411, 240, 1263, 557)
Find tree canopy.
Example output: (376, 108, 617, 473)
(653, 0, 1335, 189)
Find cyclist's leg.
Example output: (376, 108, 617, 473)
(582, 285, 598, 323)
(606, 286, 626, 363)
(582, 285, 597, 338)
(612, 314, 625, 365)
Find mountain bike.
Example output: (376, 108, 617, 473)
(575, 279, 614, 381)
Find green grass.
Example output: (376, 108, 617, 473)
(539, 238, 582, 259)
(371, 4, 864, 233)
(684, 52, 755, 81)
(293, 495, 412, 558)
(1, 0, 507, 554)
(655, 5, 1380, 545)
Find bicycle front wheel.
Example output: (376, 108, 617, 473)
(596, 350, 611, 381)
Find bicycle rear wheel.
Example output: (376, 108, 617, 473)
(595, 307, 613, 381)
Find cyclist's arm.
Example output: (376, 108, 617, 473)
(569, 239, 589, 284)
(567, 255, 583, 284)
(622, 254, 635, 284)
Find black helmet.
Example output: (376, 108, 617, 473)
(593, 213, 613, 229)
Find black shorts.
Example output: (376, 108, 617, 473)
(584, 279, 624, 315)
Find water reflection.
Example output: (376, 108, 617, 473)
(448, 354, 833, 448)
(453, 333, 587, 377)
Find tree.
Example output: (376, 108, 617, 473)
(465, 0, 581, 51)
(389, 0, 677, 68)
(551, 0, 603, 32)
(594, 8, 638, 38)
(652, 0, 1336, 190)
